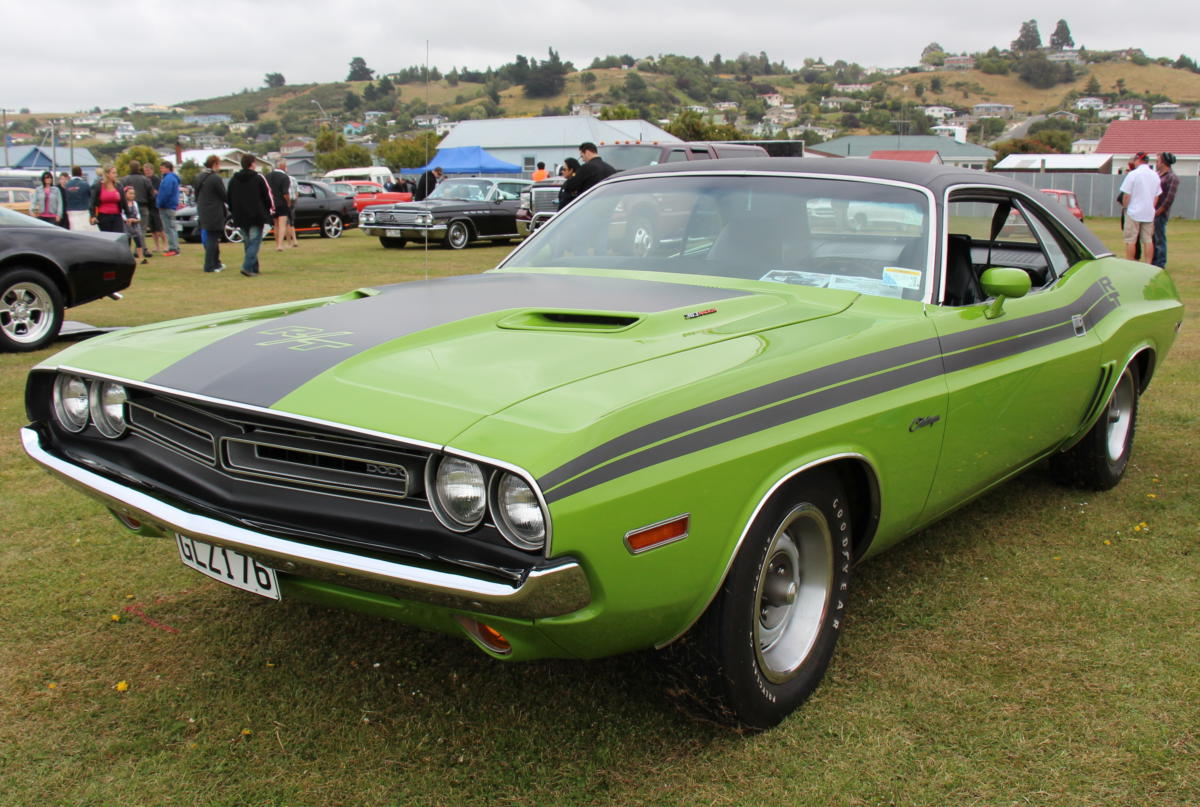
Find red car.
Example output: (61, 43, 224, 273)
(1039, 188, 1084, 220)
(328, 180, 412, 213)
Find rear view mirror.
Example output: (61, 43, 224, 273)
(980, 267, 1032, 319)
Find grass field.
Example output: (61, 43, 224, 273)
(1, 225, 1196, 806)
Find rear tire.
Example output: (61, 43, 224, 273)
(320, 214, 344, 238)
(0, 267, 65, 352)
(379, 237, 407, 249)
(691, 469, 851, 729)
(1050, 364, 1139, 490)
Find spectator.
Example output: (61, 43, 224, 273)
(531, 161, 549, 181)
(121, 160, 156, 257)
(558, 142, 616, 209)
(122, 185, 147, 264)
(29, 171, 64, 226)
(90, 165, 124, 233)
(1152, 152, 1178, 269)
(56, 172, 70, 226)
(63, 166, 94, 231)
(157, 160, 182, 256)
(286, 172, 299, 247)
(266, 159, 293, 252)
(557, 158, 581, 210)
(1118, 151, 1160, 263)
(413, 166, 443, 201)
(387, 175, 411, 194)
(144, 162, 166, 255)
(226, 153, 274, 277)
(194, 154, 227, 272)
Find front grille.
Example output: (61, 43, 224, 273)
(127, 393, 428, 505)
(371, 210, 421, 225)
(530, 188, 560, 215)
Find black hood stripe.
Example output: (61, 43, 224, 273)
(541, 278, 1119, 503)
(148, 273, 749, 408)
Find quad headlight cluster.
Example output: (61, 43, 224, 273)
(426, 454, 548, 552)
(52, 373, 128, 438)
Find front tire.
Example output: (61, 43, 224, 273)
(320, 214, 344, 238)
(0, 268, 65, 352)
(694, 469, 851, 729)
(1050, 364, 1139, 490)
(443, 220, 471, 250)
(379, 236, 407, 249)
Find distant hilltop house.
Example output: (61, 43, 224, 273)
(1075, 97, 1105, 111)
(571, 102, 605, 117)
(184, 114, 233, 126)
(412, 114, 448, 128)
(972, 103, 1014, 119)
(0, 145, 100, 176)
(759, 93, 785, 107)
(943, 55, 975, 70)
(1045, 49, 1083, 65)
(920, 105, 957, 121)
(832, 83, 873, 94)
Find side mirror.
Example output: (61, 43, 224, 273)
(980, 267, 1032, 319)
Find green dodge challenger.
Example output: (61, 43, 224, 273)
(21, 160, 1183, 728)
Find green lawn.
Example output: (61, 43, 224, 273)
(1, 225, 1196, 806)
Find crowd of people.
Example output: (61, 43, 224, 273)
(1117, 150, 1178, 268)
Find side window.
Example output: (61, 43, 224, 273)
(665, 149, 689, 162)
(298, 183, 316, 198)
(946, 196, 1060, 295)
(689, 149, 713, 160)
(496, 183, 524, 200)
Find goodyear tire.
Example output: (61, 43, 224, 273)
(1050, 364, 1139, 490)
(695, 469, 851, 729)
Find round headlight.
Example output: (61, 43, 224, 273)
(361, 211, 374, 223)
(89, 381, 128, 438)
(431, 456, 487, 530)
(493, 473, 546, 551)
(52, 374, 90, 433)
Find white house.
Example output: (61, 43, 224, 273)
(1075, 97, 1105, 111)
(920, 105, 957, 121)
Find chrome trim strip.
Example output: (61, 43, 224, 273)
(21, 427, 589, 620)
(654, 452, 879, 649)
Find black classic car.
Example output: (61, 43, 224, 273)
(175, 179, 357, 242)
(0, 207, 135, 351)
(359, 177, 532, 249)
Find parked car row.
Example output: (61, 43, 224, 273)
(360, 177, 531, 249)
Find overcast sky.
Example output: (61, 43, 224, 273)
(6, 0, 1196, 113)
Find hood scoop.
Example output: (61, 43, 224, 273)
(497, 310, 641, 333)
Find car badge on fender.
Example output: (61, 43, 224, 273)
(256, 326, 354, 351)
(684, 308, 717, 320)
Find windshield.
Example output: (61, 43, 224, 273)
(503, 174, 932, 301)
(598, 145, 668, 171)
(0, 207, 56, 228)
(428, 179, 493, 201)
(328, 183, 354, 196)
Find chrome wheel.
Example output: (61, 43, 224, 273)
(321, 214, 343, 238)
(1105, 367, 1136, 463)
(445, 221, 470, 249)
(224, 219, 243, 243)
(629, 218, 655, 256)
(0, 269, 64, 352)
(754, 504, 835, 683)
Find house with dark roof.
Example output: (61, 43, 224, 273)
(1096, 119, 1200, 175)
(808, 135, 993, 169)
(2, 145, 100, 175)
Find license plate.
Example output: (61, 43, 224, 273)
(386, 228, 403, 237)
(176, 534, 280, 600)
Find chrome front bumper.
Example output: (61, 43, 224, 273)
(361, 224, 447, 241)
(21, 427, 590, 619)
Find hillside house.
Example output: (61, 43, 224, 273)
(1096, 119, 1200, 175)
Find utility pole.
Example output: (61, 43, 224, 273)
(1, 109, 8, 168)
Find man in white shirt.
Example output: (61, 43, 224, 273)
(1119, 151, 1161, 263)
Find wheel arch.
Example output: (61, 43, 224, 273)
(0, 253, 72, 304)
(1130, 346, 1156, 394)
(655, 452, 881, 649)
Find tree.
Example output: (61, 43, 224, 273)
(930, 77, 943, 93)
(599, 104, 639, 120)
(315, 128, 346, 154)
(178, 159, 201, 186)
(1018, 54, 1064, 88)
(347, 57, 374, 82)
(115, 145, 161, 177)
(1012, 20, 1042, 52)
(920, 42, 947, 66)
(665, 109, 710, 140)
(1050, 19, 1074, 50)
(522, 48, 569, 98)
(375, 132, 442, 171)
(344, 91, 361, 112)
(580, 71, 597, 90)
(1085, 76, 1102, 95)
(315, 144, 373, 172)
(264, 72, 285, 88)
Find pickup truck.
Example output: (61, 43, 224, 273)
(516, 141, 767, 236)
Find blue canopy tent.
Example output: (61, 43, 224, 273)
(410, 145, 523, 174)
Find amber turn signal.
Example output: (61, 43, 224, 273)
(455, 616, 512, 655)
(624, 514, 690, 555)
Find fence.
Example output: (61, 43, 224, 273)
(993, 172, 1198, 220)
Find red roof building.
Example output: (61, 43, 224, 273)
(868, 150, 943, 164)
(1095, 120, 1200, 175)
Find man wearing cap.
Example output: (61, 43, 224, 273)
(1118, 152, 1159, 263)
(1152, 152, 1178, 269)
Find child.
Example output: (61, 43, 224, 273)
(123, 185, 147, 264)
